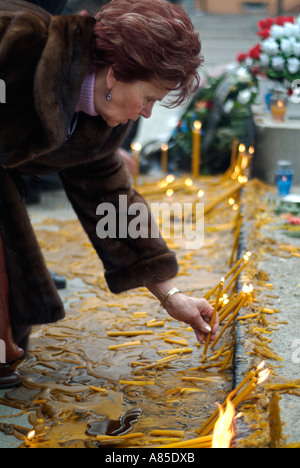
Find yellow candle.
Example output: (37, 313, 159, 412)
(211, 294, 247, 348)
(203, 278, 224, 358)
(229, 214, 243, 267)
(192, 120, 201, 179)
(223, 256, 248, 294)
(161, 143, 168, 176)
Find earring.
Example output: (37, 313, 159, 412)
(106, 91, 112, 101)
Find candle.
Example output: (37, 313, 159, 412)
(222, 255, 248, 294)
(211, 293, 248, 349)
(229, 214, 244, 267)
(131, 142, 141, 186)
(230, 139, 239, 174)
(201, 182, 245, 219)
(270, 99, 287, 121)
(192, 120, 202, 179)
(161, 143, 168, 176)
(203, 278, 224, 358)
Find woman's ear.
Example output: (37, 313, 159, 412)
(106, 66, 117, 90)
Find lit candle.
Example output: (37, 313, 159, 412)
(192, 120, 202, 179)
(131, 142, 141, 186)
(222, 255, 249, 294)
(161, 143, 168, 176)
(211, 292, 248, 349)
(270, 99, 287, 121)
(25, 430, 36, 447)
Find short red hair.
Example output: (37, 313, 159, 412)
(93, 0, 203, 107)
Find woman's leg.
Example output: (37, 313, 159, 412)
(0, 232, 24, 364)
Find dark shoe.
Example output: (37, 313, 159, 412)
(49, 270, 67, 290)
(0, 365, 22, 390)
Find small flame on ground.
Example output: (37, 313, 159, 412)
(26, 430, 36, 441)
(212, 398, 235, 448)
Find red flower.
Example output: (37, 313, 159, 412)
(251, 66, 261, 76)
(257, 18, 274, 30)
(237, 53, 248, 63)
(249, 44, 261, 60)
(276, 16, 294, 25)
(287, 214, 300, 225)
(257, 29, 271, 39)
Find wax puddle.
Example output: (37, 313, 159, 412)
(86, 408, 142, 436)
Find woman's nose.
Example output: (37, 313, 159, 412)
(140, 102, 154, 119)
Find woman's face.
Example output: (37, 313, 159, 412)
(94, 67, 173, 127)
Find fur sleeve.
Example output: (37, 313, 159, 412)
(59, 150, 178, 294)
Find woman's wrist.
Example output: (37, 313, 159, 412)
(147, 280, 179, 305)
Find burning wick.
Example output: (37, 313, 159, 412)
(25, 430, 36, 447)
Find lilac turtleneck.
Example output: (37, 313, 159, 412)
(75, 69, 99, 117)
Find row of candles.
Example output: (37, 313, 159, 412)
(131, 120, 203, 185)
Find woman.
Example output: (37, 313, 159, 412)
(0, 0, 218, 389)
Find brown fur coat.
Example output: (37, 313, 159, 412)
(0, 0, 178, 339)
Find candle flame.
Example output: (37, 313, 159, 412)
(193, 120, 202, 130)
(161, 143, 168, 151)
(257, 368, 271, 385)
(248, 146, 255, 155)
(238, 144, 246, 153)
(242, 284, 250, 294)
(197, 189, 205, 198)
(166, 174, 175, 184)
(256, 360, 265, 371)
(184, 178, 193, 187)
(166, 188, 174, 197)
(26, 430, 36, 441)
(212, 397, 235, 448)
(130, 142, 141, 151)
(277, 100, 284, 108)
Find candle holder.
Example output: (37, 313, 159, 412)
(275, 160, 294, 196)
(270, 90, 288, 122)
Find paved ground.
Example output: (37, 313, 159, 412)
(1, 5, 300, 448)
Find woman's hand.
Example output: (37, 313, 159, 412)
(164, 293, 218, 343)
(148, 280, 219, 343)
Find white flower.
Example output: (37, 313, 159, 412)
(271, 55, 285, 71)
(244, 57, 254, 67)
(259, 52, 270, 67)
(237, 89, 251, 105)
(293, 42, 300, 57)
(287, 57, 300, 74)
(235, 67, 252, 83)
(262, 38, 279, 56)
(223, 99, 234, 113)
(283, 22, 299, 38)
(270, 25, 285, 39)
(280, 38, 293, 55)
